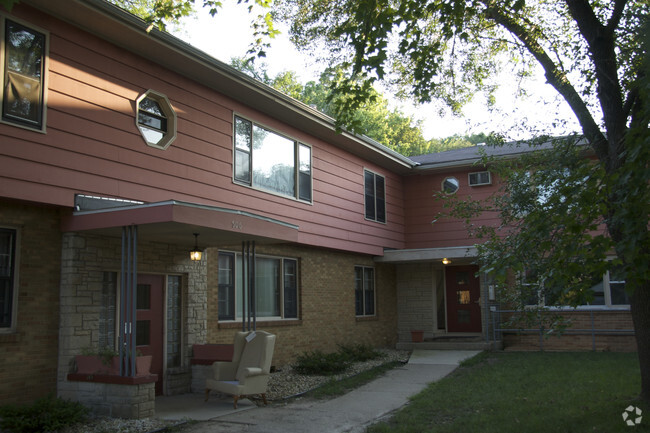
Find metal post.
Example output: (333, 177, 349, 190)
(242, 241, 246, 332)
(119, 228, 126, 376)
(130, 226, 137, 377)
(251, 241, 256, 331)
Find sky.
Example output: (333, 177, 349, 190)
(172, 3, 581, 140)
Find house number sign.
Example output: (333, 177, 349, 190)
(232, 220, 243, 230)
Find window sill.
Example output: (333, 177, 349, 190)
(218, 319, 302, 329)
(355, 315, 378, 322)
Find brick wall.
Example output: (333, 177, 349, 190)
(206, 244, 398, 366)
(0, 200, 62, 405)
(396, 262, 436, 341)
(501, 310, 636, 351)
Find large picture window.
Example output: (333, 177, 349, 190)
(0, 229, 16, 330)
(364, 170, 386, 223)
(234, 116, 312, 202)
(355, 266, 375, 316)
(2, 19, 46, 130)
(218, 251, 298, 321)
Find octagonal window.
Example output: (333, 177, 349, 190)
(442, 176, 459, 194)
(136, 90, 176, 150)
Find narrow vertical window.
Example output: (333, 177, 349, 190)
(234, 117, 252, 184)
(0, 229, 16, 329)
(364, 170, 386, 223)
(298, 144, 312, 202)
(2, 20, 46, 129)
(283, 259, 298, 319)
(218, 252, 235, 320)
(355, 266, 375, 316)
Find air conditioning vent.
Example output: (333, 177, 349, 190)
(468, 171, 491, 186)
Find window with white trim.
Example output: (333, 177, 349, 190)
(1, 18, 46, 130)
(218, 251, 298, 321)
(234, 115, 312, 202)
(364, 170, 385, 223)
(0, 228, 17, 330)
(354, 266, 375, 316)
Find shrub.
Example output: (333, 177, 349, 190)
(293, 350, 350, 376)
(337, 344, 381, 363)
(0, 394, 88, 433)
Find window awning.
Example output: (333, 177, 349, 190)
(61, 200, 299, 248)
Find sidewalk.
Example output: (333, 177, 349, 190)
(162, 350, 480, 433)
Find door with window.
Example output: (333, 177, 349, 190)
(136, 274, 164, 395)
(445, 266, 482, 333)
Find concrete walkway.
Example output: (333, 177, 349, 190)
(156, 350, 480, 433)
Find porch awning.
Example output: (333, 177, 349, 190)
(375, 246, 478, 264)
(61, 200, 299, 247)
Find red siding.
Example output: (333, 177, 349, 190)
(404, 168, 501, 249)
(0, 5, 405, 256)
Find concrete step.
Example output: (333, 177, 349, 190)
(396, 339, 502, 351)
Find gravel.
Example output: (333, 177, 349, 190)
(59, 348, 411, 433)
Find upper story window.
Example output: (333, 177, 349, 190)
(355, 265, 375, 316)
(234, 115, 312, 203)
(0, 228, 17, 331)
(364, 169, 386, 223)
(136, 90, 176, 150)
(1, 18, 47, 130)
(218, 251, 299, 321)
(442, 176, 459, 194)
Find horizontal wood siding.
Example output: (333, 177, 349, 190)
(0, 5, 405, 256)
(404, 168, 501, 249)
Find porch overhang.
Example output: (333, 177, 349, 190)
(61, 200, 299, 247)
(375, 246, 478, 264)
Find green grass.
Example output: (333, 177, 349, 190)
(367, 352, 649, 433)
(306, 361, 402, 399)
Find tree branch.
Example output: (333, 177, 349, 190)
(607, 0, 628, 33)
(482, 3, 606, 152)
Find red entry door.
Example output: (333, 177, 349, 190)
(136, 274, 164, 395)
(445, 266, 482, 333)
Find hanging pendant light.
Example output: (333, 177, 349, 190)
(190, 233, 202, 261)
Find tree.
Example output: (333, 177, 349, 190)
(232, 59, 479, 155)
(276, 0, 650, 400)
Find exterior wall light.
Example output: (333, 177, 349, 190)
(442, 258, 451, 265)
(190, 233, 202, 261)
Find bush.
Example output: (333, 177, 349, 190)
(337, 344, 381, 363)
(293, 350, 350, 376)
(0, 394, 88, 433)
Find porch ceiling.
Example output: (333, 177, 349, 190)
(60, 200, 299, 248)
(375, 246, 478, 264)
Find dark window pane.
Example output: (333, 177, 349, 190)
(364, 171, 375, 220)
(234, 149, 251, 184)
(136, 320, 150, 346)
(375, 175, 386, 223)
(3, 21, 45, 127)
(136, 284, 151, 310)
(0, 229, 15, 328)
(283, 259, 298, 319)
(218, 253, 235, 320)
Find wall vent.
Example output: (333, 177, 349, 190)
(468, 171, 491, 186)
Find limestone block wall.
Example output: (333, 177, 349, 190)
(58, 232, 207, 405)
(58, 380, 155, 418)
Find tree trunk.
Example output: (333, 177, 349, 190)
(630, 281, 650, 401)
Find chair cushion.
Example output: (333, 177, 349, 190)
(235, 333, 265, 381)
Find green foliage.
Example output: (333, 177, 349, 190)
(80, 346, 118, 365)
(0, 0, 19, 12)
(337, 343, 381, 362)
(293, 350, 351, 376)
(0, 394, 88, 433)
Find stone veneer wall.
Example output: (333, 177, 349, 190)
(57, 232, 207, 417)
(0, 200, 62, 405)
(205, 244, 398, 367)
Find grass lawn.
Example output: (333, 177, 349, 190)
(367, 351, 649, 433)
